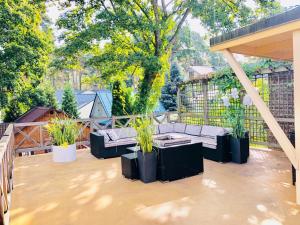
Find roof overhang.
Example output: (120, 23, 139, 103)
(210, 6, 300, 61)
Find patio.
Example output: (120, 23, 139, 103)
(10, 148, 300, 225)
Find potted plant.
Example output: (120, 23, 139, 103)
(134, 117, 157, 183)
(45, 118, 80, 163)
(222, 88, 251, 164)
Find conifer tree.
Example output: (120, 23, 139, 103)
(160, 63, 183, 111)
(61, 84, 79, 118)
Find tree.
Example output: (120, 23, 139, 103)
(61, 84, 79, 118)
(0, 0, 53, 109)
(112, 80, 133, 116)
(56, 0, 280, 114)
(173, 26, 226, 72)
(3, 82, 58, 122)
(160, 63, 183, 111)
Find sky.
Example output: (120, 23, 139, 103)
(47, 0, 300, 40)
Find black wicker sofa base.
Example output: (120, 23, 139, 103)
(90, 133, 135, 159)
(201, 135, 231, 163)
(90, 123, 231, 162)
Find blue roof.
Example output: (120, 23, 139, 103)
(56, 90, 96, 109)
(154, 101, 166, 113)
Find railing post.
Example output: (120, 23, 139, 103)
(112, 116, 116, 128)
(203, 80, 209, 125)
(90, 119, 94, 133)
(177, 86, 182, 123)
(39, 125, 43, 148)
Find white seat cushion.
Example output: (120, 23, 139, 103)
(105, 138, 137, 148)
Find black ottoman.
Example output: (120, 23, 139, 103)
(121, 153, 139, 180)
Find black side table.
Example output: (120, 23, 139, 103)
(121, 153, 139, 180)
(127, 146, 140, 153)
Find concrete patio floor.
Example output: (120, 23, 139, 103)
(10, 149, 300, 225)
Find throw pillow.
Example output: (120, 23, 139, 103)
(97, 130, 110, 143)
(106, 130, 120, 141)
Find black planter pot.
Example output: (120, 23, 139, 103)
(230, 136, 249, 164)
(137, 150, 157, 183)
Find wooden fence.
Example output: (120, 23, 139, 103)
(0, 124, 9, 139)
(0, 125, 15, 225)
(13, 112, 179, 154)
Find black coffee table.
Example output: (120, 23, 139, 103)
(156, 142, 203, 181)
(127, 142, 203, 182)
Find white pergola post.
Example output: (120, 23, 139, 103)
(223, 49, 300, 204)
(222, 50, 297, 167)
(293, 30, 300, 204)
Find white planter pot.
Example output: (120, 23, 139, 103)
(52, 143, 76, 163)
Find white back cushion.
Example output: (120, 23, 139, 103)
(185, 125, 202, 136)
(113, 128, 137, 139)
(159, 123, 174, 134)
(201, 125, 227, 139)
(173, 123, 186, 133)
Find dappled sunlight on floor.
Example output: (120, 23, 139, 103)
(10, 149, 300, 225)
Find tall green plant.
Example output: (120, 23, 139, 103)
(134, 117, 154, 153)
(221, 88, 250, 138)
(45, 118, 80, 147)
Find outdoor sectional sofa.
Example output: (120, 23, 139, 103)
(90, 123, 231, 162)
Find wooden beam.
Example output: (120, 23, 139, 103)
(293, 30, 300, 204)
(211, 20, 300, 51)
(222, 49, 297, 168)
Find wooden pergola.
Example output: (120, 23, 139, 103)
(210, 6, 300, 204)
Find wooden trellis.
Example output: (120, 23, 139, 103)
(178, 68, 294, 149)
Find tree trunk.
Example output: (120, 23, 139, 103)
(134, 71, 157, 114)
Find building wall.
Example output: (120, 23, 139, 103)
(79, 101, 94, 119)
(90, 97, 107, 118)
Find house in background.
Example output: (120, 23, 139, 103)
(56, 90, 95, 119)
(90, 90, 113, 119)
(187, 66, 214, 80)
(15, 107, 66, 123)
